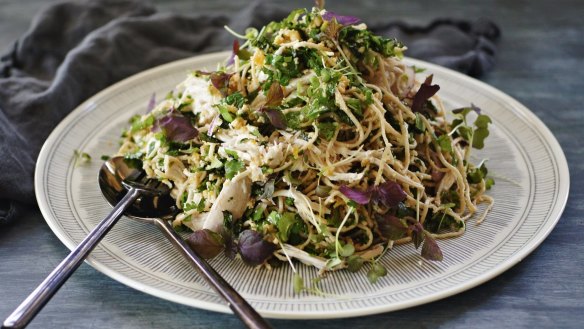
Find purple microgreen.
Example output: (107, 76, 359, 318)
(186, 229, 224, 259)
(262, 108, 287, 129)
(376, 214, 408, 240)
(210, 72, 233, 97)
(453, 103, 482, 115)
(322, 11, 361, 26)
(146, 93, 156, 113)
(421, 231, 443, 261)
(238, 230, 277, 266)
(371, 181, 407, 208)
(265, 82, 284, 108)
(226, 39, 239, 66)
(431, 167, 445, 182)
(153, 114, 198, 142)
(339, 185, 371, 205)
(410, 222, 425, 249)
(471, 103, 482, 114)
(223, 233, 238, 260)
(259, 82, 286, 129)
(412, 75, 440, 113)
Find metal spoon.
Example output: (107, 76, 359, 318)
(2, 157, 272, 329)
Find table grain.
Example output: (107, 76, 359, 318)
(1, 0, 583, 328)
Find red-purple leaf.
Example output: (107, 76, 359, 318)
(376, 214, 408, 240)
(265, 82, 284, 108)
(431, 168, 445, 183)
(153, 114, 198, 142)
(221, 230, 238, 260)
(421, 232, 443, 261)
(146, 93, 156, 113)
(238, 230, 277, 266)
(210, 72, 233, 97)
(412, 75, 440, 113)
(226, 39, 239, 66)
(410, 222, 425, 249)
(371, 181, 406, 208)
(339, 185, 371, 205)
(186, 229, 224, 259)
(322, 11, 361, 26)
(262, 108, 287, 129)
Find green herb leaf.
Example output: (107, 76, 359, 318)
(225, 149, 239, 159)
(414, 113, 426, 132)
(338, 242, 355, 257)
(276, 212, 297, 243)
(317, 122, 338, 141)
(73, 150, 91, 166)
(472, 113, 492, 149)
(346, 255, 365, 272)
(184, 198, 206, 212)
(224, 92, 246, 109)
(458, 125, 473, 141)
(130, 114, 155, 132)
(436, 134, 452, 153)
(225, 159, 244, 179)
(214, 104, 234, 122)
(325, 257, 342, 270)
(206, 158, 223, 170)
(293, 272, 304, 294)
(367, 263, 387, 284)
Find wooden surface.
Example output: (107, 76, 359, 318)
(1, 0, 583, 328)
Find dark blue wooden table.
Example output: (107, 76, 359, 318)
(1, 0, 583, 328)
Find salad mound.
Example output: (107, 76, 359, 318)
(117, 7, 494, 286)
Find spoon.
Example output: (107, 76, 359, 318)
(2, 157, 272, 329)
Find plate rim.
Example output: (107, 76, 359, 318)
(35, 51, 570, 319)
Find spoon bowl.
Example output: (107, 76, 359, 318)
(98, 156, 178, 222)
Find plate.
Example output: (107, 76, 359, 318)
(35, 52, 569, 319)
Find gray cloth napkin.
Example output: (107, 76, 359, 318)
(0, 0, 500, 225)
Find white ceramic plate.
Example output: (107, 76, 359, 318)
(35, 52, 569, 319)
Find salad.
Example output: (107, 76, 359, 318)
(116, 6, 494, 287)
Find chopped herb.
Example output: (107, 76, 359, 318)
(225, 159, 244, 179)
(73, 150, 91, 166)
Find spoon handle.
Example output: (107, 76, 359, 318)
(153, 219, 273, 329)
(2, 188, 142, 329)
